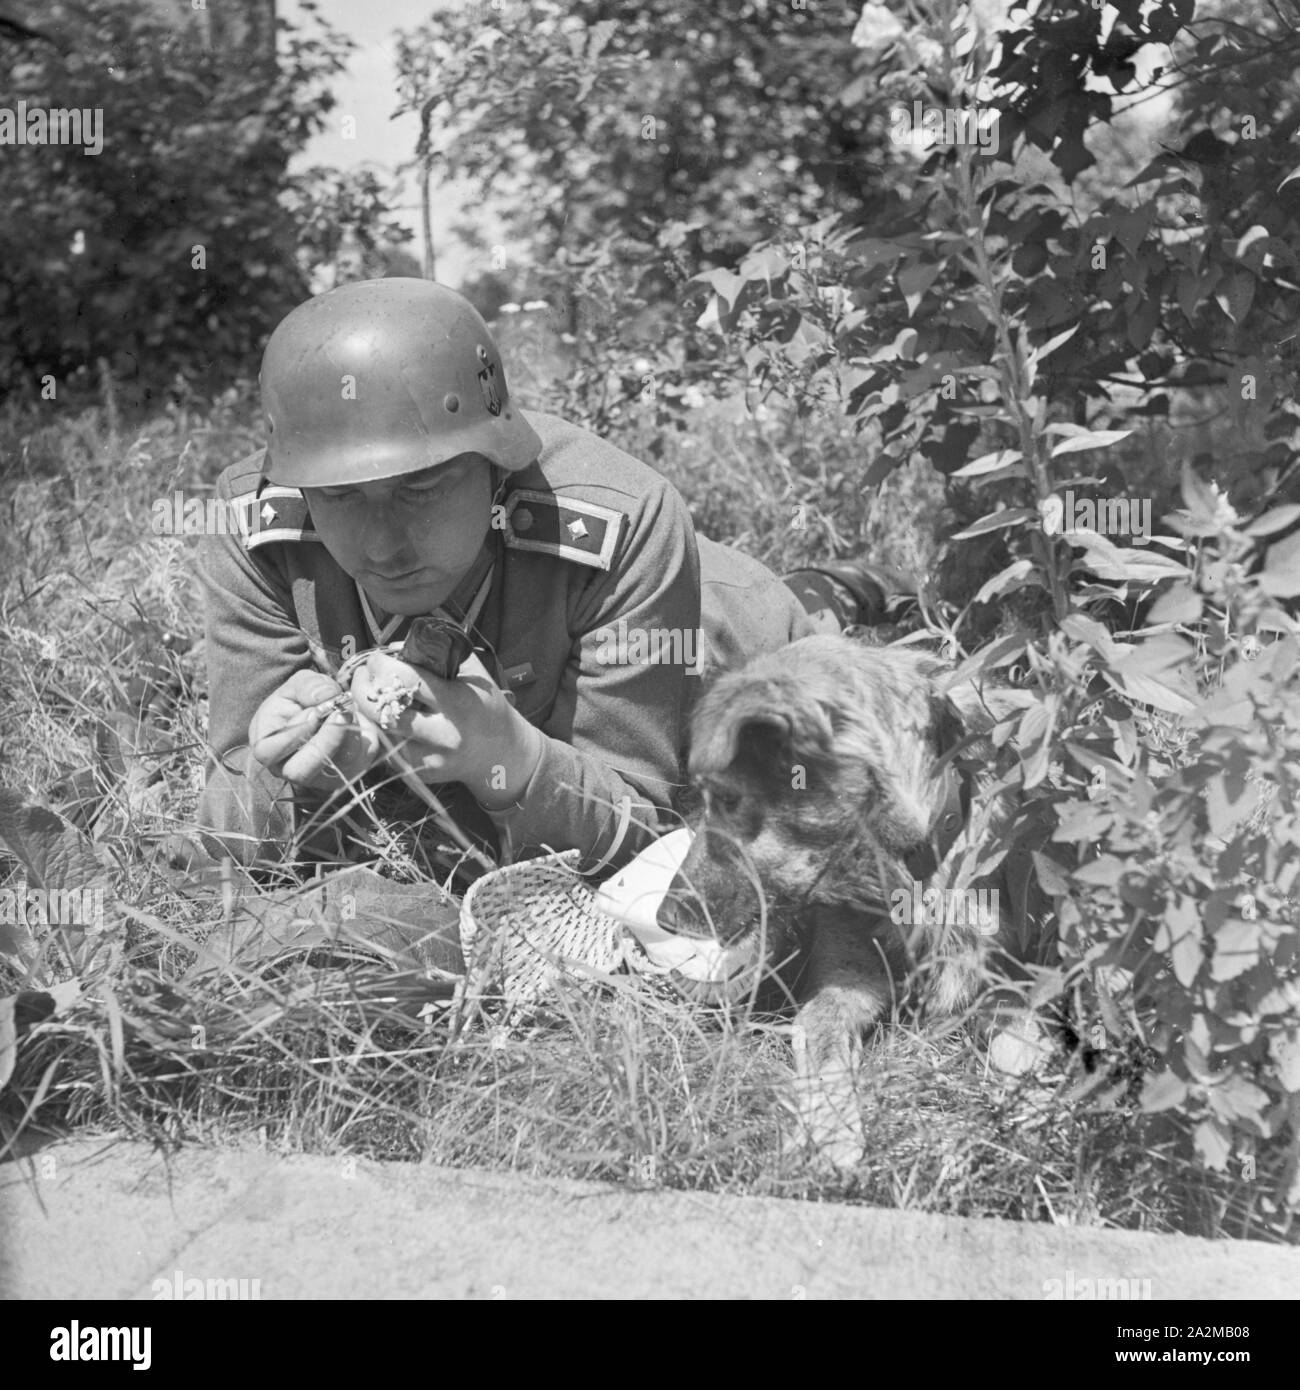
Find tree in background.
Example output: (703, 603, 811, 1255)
(395, 0, 912, 429)
(0, 0, 411, 408)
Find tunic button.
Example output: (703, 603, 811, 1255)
(513, 507, 533, 532)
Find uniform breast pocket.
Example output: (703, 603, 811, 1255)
(501, 659, 556, 725)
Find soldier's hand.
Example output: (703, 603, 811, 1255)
(355, 652, 542, 808)
(248, 670, 380, 790)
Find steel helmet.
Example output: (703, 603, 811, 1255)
(259, 278, 542, 486)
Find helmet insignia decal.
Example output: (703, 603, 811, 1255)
(476, 344, 503, 416)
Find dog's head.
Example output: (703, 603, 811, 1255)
(662, 636, 983, 950)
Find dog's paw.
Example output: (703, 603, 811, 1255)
(986, 1011, 1052, 1077)
(802, 1123, 865, 1175)
(790, 1068, 866, 1173)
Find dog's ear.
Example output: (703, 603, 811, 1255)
(691, 692, 787, 778)
(731, 712, 793, 778)
(690, 682, 834, 782)
(695, 708, 787, 777)
(736, 700, 837, 786)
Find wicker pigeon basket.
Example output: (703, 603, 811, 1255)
(459, 850, 630, 1010)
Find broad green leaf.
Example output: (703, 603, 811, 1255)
(1050, 428, 1133, 456)
(950, 633, 1030, 686)
(1052, 800, 1115, 844)
(1029, 323, 1079, 363)
(1270, 1030, 1300, 1092)
(1155, 896, 1203, 987)
(1127, 294, 1159, 350)
(897, 259, 943, 317)
(1178, 265, 1220, 322)
(1201, 679, 1258, 729)
(1211, 917, 1260, 981)
(1206, 1074, 1270, 1124)
(1204, 772, 1252, 838)
(1262, 530, 1300, 598)
(1235, 224, 1271, 267)
(0, 790, 112, 901)
(1215, 269, 1255, 324)
(1113, 204, 1155, 256)
(847, 236, 908, 270)
(738, 245, 789, 282)
(1147, 582, 1202, 625)
(951, 449, 1023, 479)
(1112, 633, 1195, 679)
(973, 559, 1039, 606)
(0, 919, 38, 973)
(865, 327, 920, 363)
(1060, 612, 1117, 656)
(1245, 504, 1300, 538)
(1073, 855, 1125, 887)
(1016, 701, 1052, 749)
(1030, 851, 1071, 896)
(1020, 728, 1053, 790)
(949, 507, 1036, 540)
(1140, 1070, 1188, 1112)
(695, 267, 746, 308)
(1107, 668, 1198, 717)
(1068, 529, 1188, 582)
(1168, 926, 1203, 986)
(695, 295, 725, 333)
(1105, 549, 1188, 582)
(1193, 1118, 1233, 1170)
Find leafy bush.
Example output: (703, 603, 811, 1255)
(685, 0, 1300, 1224)
(0, 0, 411, 409)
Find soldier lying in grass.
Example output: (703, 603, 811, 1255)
(197, 279, 900, 886)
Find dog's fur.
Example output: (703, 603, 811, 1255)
(664, 634, 1023, 1166)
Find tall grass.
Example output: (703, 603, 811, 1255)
(0, 382, 1282, 1242)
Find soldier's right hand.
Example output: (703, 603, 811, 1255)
(248, 670, 380, 790)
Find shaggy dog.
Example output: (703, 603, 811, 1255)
(662, 634, 1026, 1167)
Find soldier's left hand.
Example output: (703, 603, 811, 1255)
(366, 652, 543, 809)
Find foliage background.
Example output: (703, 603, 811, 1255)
(0, 0, 411, 409)
(1, 0, 1299, 1237)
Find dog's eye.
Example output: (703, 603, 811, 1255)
(710, 789, 742, 817)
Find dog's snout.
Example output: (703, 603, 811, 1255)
(658, 868, 708, 935)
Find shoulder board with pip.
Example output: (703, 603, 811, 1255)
(499, 489, 624, 570)
(229, 480, 323, 552)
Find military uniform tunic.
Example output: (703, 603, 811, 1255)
(198, 410, 812, 879)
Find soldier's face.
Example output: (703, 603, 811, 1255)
(304, 454, 493, 615)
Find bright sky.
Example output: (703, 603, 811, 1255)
(281, 0, 482, 286)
